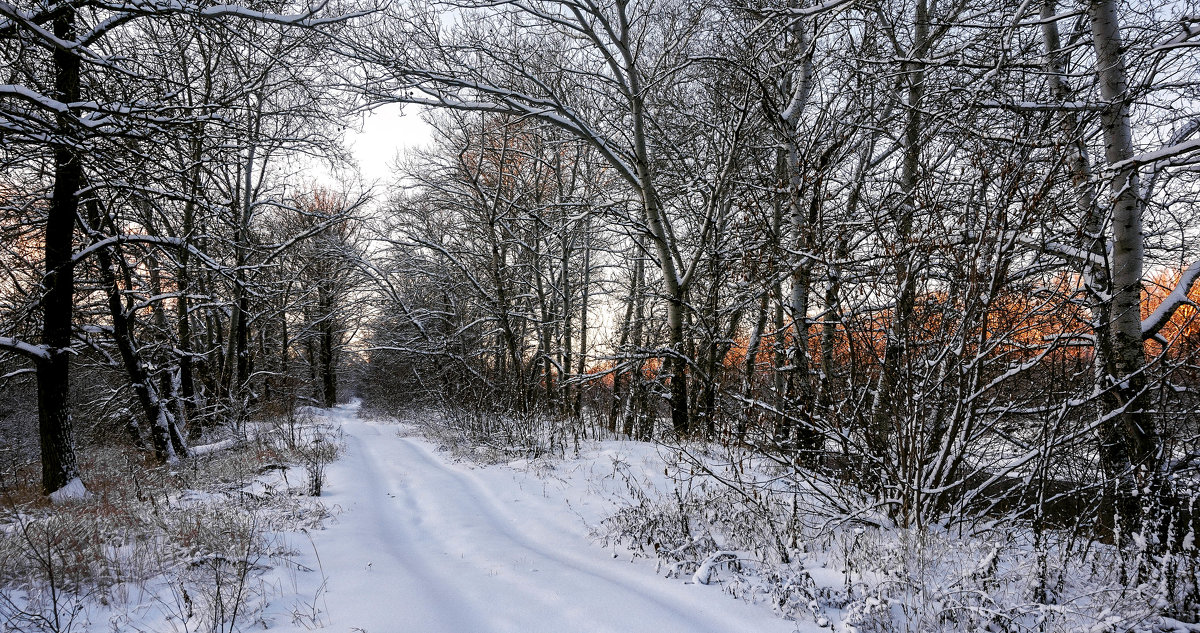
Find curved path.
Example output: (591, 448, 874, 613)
(272, 404, 797, 633)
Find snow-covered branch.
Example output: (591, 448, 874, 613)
(1142, 259, 1200, 341)
(0, 336, 50, 361)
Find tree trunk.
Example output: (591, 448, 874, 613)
(740, 293, 770, 443)
(621, 14, 689, 436)
(319, 284, 338, 407)
(38, 6, 83, 495)
(1088, 0, 1158, 520)
(621, 252, 647, 439)
(149, 255, 190, 456)
(561, 230, 573, 414)
(575, 218, 591, 418)
(869, 0, 929, 468)
(178, 133, 202, 439)
(782, 15, 821, 455)
(610, 252, 639, 432)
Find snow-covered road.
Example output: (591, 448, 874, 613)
(271, 403, 797, 633)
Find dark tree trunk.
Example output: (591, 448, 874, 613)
(38, 6, 83, 495)
(319, 285, 338, 407)
(178, 138, 202, 439)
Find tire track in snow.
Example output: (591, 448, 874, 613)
(314, 428, 492, 632)
(295, 404, 796, 633)
(372, 431, 790, 633)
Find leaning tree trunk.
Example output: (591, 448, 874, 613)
(625, 48, 689, 437)
(147, 260, 190, 456)
(636, 181, 690, 436)
(86, 204, 181, 463)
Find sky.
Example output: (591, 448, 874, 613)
(346, 103, 434, 185)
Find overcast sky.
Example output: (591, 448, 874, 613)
(347, 103, 433, 185)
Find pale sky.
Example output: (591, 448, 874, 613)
(347, 103, 433, 185)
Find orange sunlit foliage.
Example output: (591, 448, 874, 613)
(717, 267, 1199, 386)
(639, 357, 663, 380)
(1143, 266, 1200, 358)
(297, 187, 352, 219)
(722, 275, 1100, 383)
(585, 360, 617, 388)
(720, 327, 798, 372)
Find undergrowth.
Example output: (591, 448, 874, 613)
(392, 403, 581, 465)
(593, 445, 1199, 633)
(0, 412, 342, 633)
(353, 402, 1200, 632)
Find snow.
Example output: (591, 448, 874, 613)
(257, 402, 800, 633)
(0, 336, 50, 360)
(1142, 259, 1200, 339)
(189, 437, 240, 455)
(9, 403, 1172, 631)
(48, 477, 89, 504)
(692, 551, 740, 585)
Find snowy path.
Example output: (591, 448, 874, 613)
(269, 403, 797, 633)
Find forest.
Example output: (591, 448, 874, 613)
(2, 0, 1200, 630)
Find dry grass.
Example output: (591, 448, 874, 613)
(0, 423, 339, 632)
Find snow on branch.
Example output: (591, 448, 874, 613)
(0, 336, 50, 361)
(1012, 234, 1106, 268)
(197, 1, 371, 26)
(0, 0, 366, 42)
(1151, 17, 1200, 53)
(71, 233, 259, 298)
(1138, 119, 1200, 204)
(91, 0, 365, 26)
(0, 84, 69, 114)
(1111, 137, 1200, 171)
(1142, 259, 1200, 341)
(779, 0, 855, 17)
(976, 99, 1103, 112)
(388, 80, 641, 188)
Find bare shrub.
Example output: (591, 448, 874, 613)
(0, 430, 336, 632)
(294, 425, 343, 497)
(594, 445, 1171, 632)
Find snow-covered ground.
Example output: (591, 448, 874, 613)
(10, 402, 1173, 632)
(261, 402, 801, 632)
